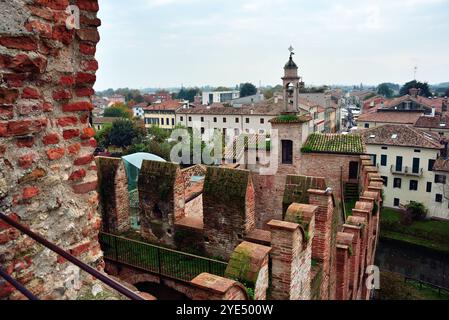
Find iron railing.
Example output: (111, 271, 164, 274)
(0, 212, 145, 300)
(99, 232, 227, 282)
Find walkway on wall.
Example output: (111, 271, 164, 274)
(99, 232, 228, 282)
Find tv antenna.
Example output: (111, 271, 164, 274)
(414, 66, 418, 81)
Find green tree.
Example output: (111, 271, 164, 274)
(400, 80, 432, 97)
(148, 125, 170, 143)
(95, 124, 112, 148)
(108, 119, 144, 149)
(239, 83, 257, 98)
(103, 104, 132, 119)
(377, 83, 394, 98)
(176, 87, 200, 102)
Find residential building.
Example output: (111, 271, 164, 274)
(361, 124, 445, 218)
(108, 94, 126, 106)
(229, 92, 265, 108)
(92, 117, 121, 131)
(202, 90, 240, 105)
(430, 155, 449, 220)
(414, 114, 449, 137)
(357, 110, 424, 129)
(144, 90, 173, 104)
(143, 100, 188, 129)
(132, 102, 147, 118)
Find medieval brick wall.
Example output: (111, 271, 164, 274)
(97, 157, 130, 233)
(0, 0, 102, 299)
(138, 160, 185, 247)
(300, 153, 361, 201)
(203, 167, 255, 260)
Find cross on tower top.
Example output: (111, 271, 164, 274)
(288, 45, 294, 57)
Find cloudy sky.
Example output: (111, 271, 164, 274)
(95, 0, 449, 90)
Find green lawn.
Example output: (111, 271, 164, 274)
(380, 208, 449, 255)
(377, 271, 449, 300)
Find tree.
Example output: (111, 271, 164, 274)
(377, 83, 394, 98)
(400, 80, 432, 97)
(401, 201, 427, 225)
(148, 125, 170, 143)
(108, 119, 144, 149)
(95, 124, 112, 148)
(103, 103, 132, 119)
(176, 87, 200, 102)
(239, 83, 257, 98)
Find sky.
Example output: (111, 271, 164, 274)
(95, 0, 449, 91)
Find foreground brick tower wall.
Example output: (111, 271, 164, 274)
(0, 0, 102, 299)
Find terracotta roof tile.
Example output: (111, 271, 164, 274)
(361, 124, 442, 149)
(358, 111, 423, 124)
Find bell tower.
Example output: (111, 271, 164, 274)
(282, 46, 305, 113)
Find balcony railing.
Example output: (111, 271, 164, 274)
(390, 165, 424, 177)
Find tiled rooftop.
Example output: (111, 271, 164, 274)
(302, 133, 365, 154)
(361, 124, 442, 149)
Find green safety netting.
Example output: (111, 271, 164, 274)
(122, 152, 166, 191)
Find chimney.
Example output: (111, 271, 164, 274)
(432, 108, 436, 117)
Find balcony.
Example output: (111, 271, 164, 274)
(390, 165, 424, 177)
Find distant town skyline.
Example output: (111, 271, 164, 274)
(95, 0, 449, 91)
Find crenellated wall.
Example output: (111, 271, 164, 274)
(0, 0, 102, 300)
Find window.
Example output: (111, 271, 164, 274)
(171, 118, 175, 126)
(260, 118, 265, 124)
(370, 154, 377, 166)
(282, 140, 293, 164)
(393, 178, 402, 189)
(246, 118, 250, 124)
(412, 158, 420, 174)
(435, 175, 447, 184)
(213, 117, 217, 123)
(201, 127, 205, 134)
(161, 118, 164, 125)
(414, 149, 421, 153)
(201, 117, 204, 122)
(427, 182, 432, 193)
(180, 116, 184, 121)
(381, 176, 388, 187)
(364, 123, 370, 129)
(436, 194, 443, 203)
(428, 159, 436, 171)
(381, 147, 388, 150)
(394, 198, 400, 207)
(409, 180, 418, 191)
(395, 156, 403, 172)
(235, 117, 239, 123)
(223, 118, 227, 123)
(188, 117, 192, 122)
(381, 155, 387, 166)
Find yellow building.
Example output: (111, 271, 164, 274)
(361, 124, 443, 215)
(143, 100, 185, 129)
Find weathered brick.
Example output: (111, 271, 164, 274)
(22, 87, 41, 100)
(75, 87, 94, 97)
(75, 73, 96, 85)
(79, 42, 96, 55)
(62, 101, 93, 112)
(63, 129, 80, 140)
(0, 36, 38, 51)
(80, 127, 95, 140)
(22, 187, 39, 200)
(57, 116, 78, 127)
(72, 181, 97, 194)
(76, 0, 99, 12)
(69, 169, 86, 181)
(52, 89, 72, 100)
(0, 88, 19, 104)
(81, 60, 98, 71)
(0, 105, 13, 120)
(67, 143, 81, 155)
(74, 154, 94, 166)
(46, 148, 65, 161)
(16, 136, 35, 148)
(42, 133, 60, 145)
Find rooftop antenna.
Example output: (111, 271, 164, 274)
(414, 66, 418, 81)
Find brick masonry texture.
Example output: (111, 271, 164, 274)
(0, 0, 102, 300)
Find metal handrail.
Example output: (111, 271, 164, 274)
(0, 267, 39, 300)
(0, 212, 145, 300)
(99, 232, 228, 282)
